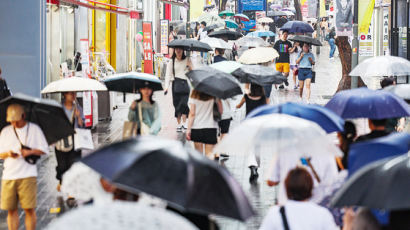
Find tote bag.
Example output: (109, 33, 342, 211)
(74, 128, 94, 151)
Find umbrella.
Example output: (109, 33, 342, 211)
(225, 19, 239, 28)
(235, 36, 269, 47)
(231, 65, 286, 85)
(201, 37, 232, 50)
(384, 84, 410, 101)
(238, 47, 279, 64)
(103, 72, 162, 93)
(81, 136, 255, 221)
(289, 35, 322, 46)
(203, 23, 224, 32)
(234, 13, 249, 21)
(246, 102, 345, 133)
(325, 87, 410, 119)
(348, 132, 410, 176)
(246, 31, 276, 38)
(208, 29, 243, 40)
(41, 77, 107, 94)
(270, 4, 282, 10)
(214, 114, 343, 157)
(209, 61, 242, 74)
(45, 201, 199, 230)
(280, 21, 314, 33)
(186, 67, 242, 99)
(283, 7, 296, 13)
(168, 39, 212, 52)
(267, 10, 287, 17)
(331, 155, 410, 210)
(197, 13, 225, 27)
(0, 93, 75, 145)
(219, 10, 234, 17)
(257, 17, 274, 23)
(283, 11, 295, 16)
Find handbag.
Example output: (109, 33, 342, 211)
(173, 78, 190, 94)
(311, 65, 316, 83)
(13, 124, 40, 165)
(213, 101, 221, 122)
(74, 128, 94, 151)
(122, 121, 138, 139)
(138, 102, 151, 135)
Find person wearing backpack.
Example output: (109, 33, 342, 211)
(328, 27, 337, 60)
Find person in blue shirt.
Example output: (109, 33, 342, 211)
(296, 43, 315, 103)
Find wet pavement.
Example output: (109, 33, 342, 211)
(0, 45, 345, 230)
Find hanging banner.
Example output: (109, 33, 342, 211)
(190, 0, 204, 21)
(359, 17, 374, 57)
(320, 0, 327, 17)
(358, 0, 375, 34)
(160, 20, 169, 54)
(80, 39, 93, 127)
(382, 7, 389, 54)
(143, 22, 153, 74)
(335, 0, 353, 36)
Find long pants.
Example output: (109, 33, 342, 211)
(55, 149, 81, 183)
(329, 38, 336, 58)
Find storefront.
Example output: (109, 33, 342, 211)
(391, 0, 409, 60)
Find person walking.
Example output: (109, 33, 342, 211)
(289, 42, 301, 90)
(328, 27, 337, 60)
(196, 21, 207, 41)
(296, 43, 315, 103)
(128, 85, 161, 135)
(320, 18, 328, 41)
(274, 30, 293, 89)
(186, 90, 222, 159)
(164, 48, 193, 132)
(0, 104, 49, 230)
(213, 48, 227, 63)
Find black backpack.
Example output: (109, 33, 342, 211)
(0, 79, 11, 100)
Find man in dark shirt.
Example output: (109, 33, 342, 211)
(355, 119, 391, 142)
(213, 48, 227, 63)
(274, 30, 293, 89)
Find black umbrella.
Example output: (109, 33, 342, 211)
(232, 65, 287, 85)
(103, 72, 163, 93)
(186, 67, 242, 99)
(331, 155, 410, 210)
(203, 23, 224, 32)
(168, 39, 212, 52)
(0, 93, 75, 145)
(289, 35, 322, 46)
(81, 136, 255, 221)
(208, 29, 243, 40)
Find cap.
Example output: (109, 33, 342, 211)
(6, 104, 25, 122)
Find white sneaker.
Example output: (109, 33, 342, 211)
(176, 124, 182, 132)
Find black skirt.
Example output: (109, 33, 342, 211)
(172, 78, 190, 117)
(191, 128, 218, 144)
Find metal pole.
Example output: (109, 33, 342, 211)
(351, 0, 359, 89)
(316, 0, 320, 55)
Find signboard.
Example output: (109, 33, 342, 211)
(160, 20, 169, 54)
(143, 22, 154, 74)
(359, 18, 374, 57)
(335, 0, 353, 36)
(79, 39, 93, 127)
(302, 4, 308, 18)
(255, 11, 266, 21)
(383, 7, 389, 54)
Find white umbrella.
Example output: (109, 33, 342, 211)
(236, 36, 269, 48)
(201, 37, 232, 50)
(257, 17, 274, 23)
(197, 12, 224, 27)
(214, 114, 342, 158)
(284, 11, 295, 16)
(238, 47, 279, 64)
(45, 201, 199, 230)
(41, 77, 108, 94)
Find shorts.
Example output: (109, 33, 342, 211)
(191, 128, 218, 144)
(290, 65, 298, 71)
(298, 68, 313, 81)
(276, 63, 290, 73)
(218, 119, 232, 134)
(1, 177, 37, 210)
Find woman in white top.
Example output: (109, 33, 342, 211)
(260, 167, 338, 230)
(289, 42, 301, 90)
(186, 90, 222, 159)
(164, 48, 192, 132)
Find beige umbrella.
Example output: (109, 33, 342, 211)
(257, 17, 274, 23)
(238, 47, 279, 64)
(41, 77, 107, 94)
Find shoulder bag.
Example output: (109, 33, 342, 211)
(311, 64, 316, 83)
(280, 206, 291, 230)
(138, 102, 151, 135)
(13, 123, 40, 165)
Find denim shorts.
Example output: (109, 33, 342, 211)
(298, 68, 313, 81)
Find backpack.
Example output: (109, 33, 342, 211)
(0, 79, 11, 100)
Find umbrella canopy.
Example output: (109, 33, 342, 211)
(186, 67, 242, 99)
(203, 23, 224, 32)
(235, 36, 269, 47)
(0, 93, 75, 145)
(289, 35, 322, 46)
(257, 17, 274, 23)
(281, 21, 314, 33)
(103, 72, 163, 93)
(246, 102, 345, 133)
(284, 11, 295, 16)
(209, 61, 242, 73)
(214, 114, 343, 158)
(81, 137, 255, 221)
(201, 37, 232, 50)
(234, 13, 249, 21)
(267, 10, 287, 17)
(197, 13, 225, 27)
(331, 155, 410, 210)
(208, 29, 243, 40)
(45, 201, 199, 230)
(168, 39, 212, 52)
(41, 77, 107, 94)
(384, 84, 410, 101)
(246, 31, 276, 37)
(238, 47, 279, 64)
(348, 132, 410, 176)
(225, 19, 239, 28)
(325, 87, 410, 119)
(231, 65, 286, 85)
(219, 10, 234, 17)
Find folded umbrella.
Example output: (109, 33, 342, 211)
(281, 21, 314, 33)
(225, 19, 239, 28)
(231, 64, 286, 85)
(103, 72, 163, 93)
(201, 37, 231, 50)
(348, 132, 410, 176)
(186, 67, 242, 99)
(288, 35, 322, 46)
(325, 87, 410, 119)
(208, 29, 243, 40)
(234, 13, 249, 21)
(81, 137, 255, 221)
(238, 47, 279, 64)
(41, 77, 107, 94)
(384, 84, 410, 102)
(209, 61, 242, 74)
(218, 10, 234, 17)
(0, 93, 75, 144)
(235, 36, 269, 47)
(168, 39, 212, 52)
(246, 102, 345, 133)
(246, 31, 276, 37)
(257, 17, 274, 23)
(331, 155, 410, 210)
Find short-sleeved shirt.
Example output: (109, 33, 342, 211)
(0, 123, 49, 180)
(274, 40, 293, 63)
(298, 52, 315, 69)
(188, 98, 217, 129)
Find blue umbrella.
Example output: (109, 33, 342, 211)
(348, 132, 410, 176)
(325, 87, 410, 119)
(225, 19, 239, 28)
(103, 72, 163, 93)
(246, 31, 276, 37)
(246, 102, 345, 133)
(280, 21, 314, 33)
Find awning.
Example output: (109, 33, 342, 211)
(59, 0, 143, 19)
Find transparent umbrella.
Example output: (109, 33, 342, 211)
(201, 37, 232, 50)
(235, 36, 269, 47)
(238, 47, 279, 64)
